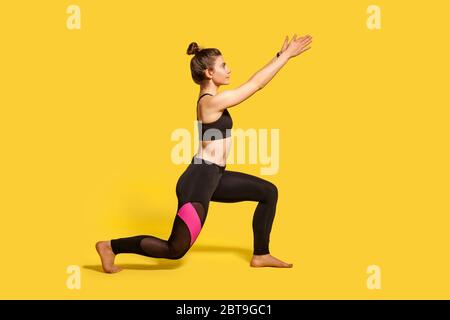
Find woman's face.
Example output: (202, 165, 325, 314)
(210, 55, 231, 85)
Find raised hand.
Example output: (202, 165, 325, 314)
(285, 34, 313, 58)
(279, 35, 289, 54)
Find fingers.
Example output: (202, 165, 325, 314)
(287, 33, 313, 56)
(301, 46, 311, 53)
(302, 37, 312, 46)
(298, 35, 312, 43)
(281, 35, 289, 51)
(290, 34, 312, 51)
(297, 46, 311, 55)
(288, 33, 297, 46)
(300, 36, 313, 49)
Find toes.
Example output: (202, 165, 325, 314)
(112, 265, 123, 272)
(105, 266, 122, 273)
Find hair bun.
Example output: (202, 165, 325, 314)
(187, 42, 200, 55)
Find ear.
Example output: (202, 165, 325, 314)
(204, 68, 214, 79)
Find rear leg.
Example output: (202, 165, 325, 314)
(106, 202, 208, 266)
(164, 201, 207, 259)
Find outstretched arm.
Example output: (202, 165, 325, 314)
(252, 34, 312, 89)
(206, 34, 313, 111)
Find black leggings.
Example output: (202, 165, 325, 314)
(111, 156, 278, 259)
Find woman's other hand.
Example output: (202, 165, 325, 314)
(285, 34, 313, 58)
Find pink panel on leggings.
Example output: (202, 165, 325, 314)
(177, 202, 202, 246)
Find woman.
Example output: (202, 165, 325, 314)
(96, 34, 313, 273)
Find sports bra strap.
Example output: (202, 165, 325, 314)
(196, 93, 216, 121)
(197, 93, 214, 103)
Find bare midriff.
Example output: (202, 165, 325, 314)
(195, 136, 232, 167)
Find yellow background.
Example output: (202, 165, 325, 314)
(0, 0, 449, 299)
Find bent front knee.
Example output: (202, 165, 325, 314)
(264, 182, 278, 202)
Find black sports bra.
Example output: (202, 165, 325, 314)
(196, 93, 233, 141)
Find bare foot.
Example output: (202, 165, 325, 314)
(250, 254, 293, 268)
(95, 240, 123, 273)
